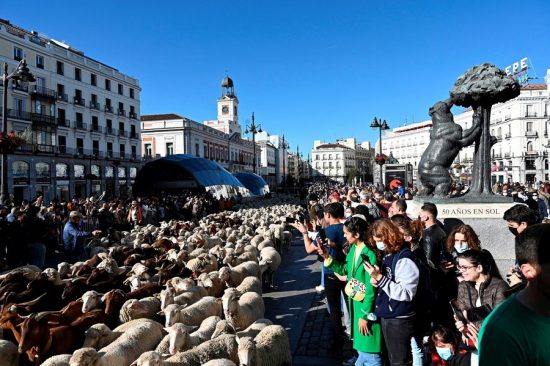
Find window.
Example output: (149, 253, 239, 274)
(13, 47, 23, 61)
(36, 55, 44, 69)
(119, 122, 125, 132)
(56, 61, 64, 75)
(74, 67, 81, 81)
(526, 104, 535, 117)
(76, 138, 84, 154)
(90, 73, 97, 86)
(195, 143, 199, 156)
(120, 144, 125, 156)
(107, 142, 113, 155)
(106, 119, 112, 129)
(92, 116, 99, 131)
(105, 79, 111, 91)
(166, 142, 174, 156)
(527, 141, 534, 152)
(144, 143, 152, 156)
(131, 145, 137, 157)
(526, 122, 533, 132)
(129, 88, 135, 99)
(118, 83, 123, 95)
(92, 140, 99, 156)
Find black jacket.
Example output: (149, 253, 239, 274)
(421, 224, 447, 268)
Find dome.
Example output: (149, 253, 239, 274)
(221, 76, 234, 88)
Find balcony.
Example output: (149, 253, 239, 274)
(73, 121, 87, 130)
(57, 93, 68, 103)
(56, 118, 71, 128)
(12, 82, 28, 93)
(493, 153, 502, 158)
(130, 132, 139, 139)
(117, 109, 126, 117)
(525, 150, 538, 156)
(119, 130, 129, 138)
(90, 124, 102, 133)
(129, 112, 138, 119)
(89, 101, 101, 110)
(505, 133, 511, 139)
(73, 97, 86, 107)
(104, 127, 118, 135)
(6, 109, 31, 121)
(525, 131, 538, 138)
(504, 115, 511, 121)
(495, 135, 502, 141)
(504, 152, 511, 158)
(35, 144, 55, 154)
(31, 85, 57, 100)
(31, 113, 56, 125)
(525, 112, 537, 117)
(104, 105, 114, 113)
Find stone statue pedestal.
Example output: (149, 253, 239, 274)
(407, 197, 518, 275)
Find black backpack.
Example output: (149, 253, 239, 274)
(391, 248, 436, 322)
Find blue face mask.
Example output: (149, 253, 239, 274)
(454, 242, 469, 254)
(375, 241, 385, 251)
(436, 346, 453, 361)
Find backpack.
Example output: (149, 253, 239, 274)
(391, 248, 436, 324)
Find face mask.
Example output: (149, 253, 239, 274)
(436, 347, 453, 361)
(375, 241, 385, 251)
(454, 242, 469, 254)
(508, 227, 519, 236)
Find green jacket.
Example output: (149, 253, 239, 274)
(326, 244, 381, 353)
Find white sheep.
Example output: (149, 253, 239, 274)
(197, 271, 225, 297)
(235, 276, 262, 295)
(221, 261, 261, 287)
(164, 334, 239, 366)
(237, 325, 292, 366)
(119, 296, 161, 323)
(70, 320, 165, 366)
(222, 289, 265, 331)
(203, 359, 237, 366)
(210, 319, 236, 339)
(236, 318, 273, 339)
(258, 247, 282, 288)
(83, 319, 164, 350)
(161, 296, 223, 327)
(0, 328, 19, 366)
(40, 354, 71, 366)
(167, 315, 221, 354)
(257, 239, 275, 251)
(82, 290, 102, 313)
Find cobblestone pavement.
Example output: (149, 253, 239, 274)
(264, 233, 355, 366)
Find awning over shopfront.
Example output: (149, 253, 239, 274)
(234, 172, 270, 197)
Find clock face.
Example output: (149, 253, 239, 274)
(222, 106, 229, 114)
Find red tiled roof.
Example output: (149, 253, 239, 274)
(141, 114, 184, 121)
(521, 83, 547, 90)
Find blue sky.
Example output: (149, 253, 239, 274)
(3, 0, 550, 155)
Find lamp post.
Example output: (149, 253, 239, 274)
(245, 112, 262, 174)
(371, 117, 390, 190)
(1, 60, 35, 205)
(281, 134, 289, 188)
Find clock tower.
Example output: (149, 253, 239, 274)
(217, 76, 241, 135)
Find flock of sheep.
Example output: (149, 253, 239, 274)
(0, 199, 304, 366)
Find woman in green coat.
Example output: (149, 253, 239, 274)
(319, 215, 382, 366)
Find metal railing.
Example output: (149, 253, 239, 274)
(31, 85, 57, 99)
(74, 121, 87, 130)
(117, 109, 126, 117)
(104, 127, 118, 135)
(89, 101, 101, 110)
(31, 113, 56, 125)
(129, 112, 138, 119)
(73, 97, 86, 107)
(105, 105, 114, 113)
(525, 131, 538, 138)
(57, 93, 68, 102)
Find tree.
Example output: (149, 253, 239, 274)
(449, 64, 520, 196)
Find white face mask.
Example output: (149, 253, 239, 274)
(344, 212, 352, 218)
(454, 242, 469, 254)
(375, 241, 385, 251)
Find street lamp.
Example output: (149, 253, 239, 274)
(371, 117, 390, 190)
(244, 112, 262, 174)
(1, 59, 35, 205)
(281, 134, 289, 188)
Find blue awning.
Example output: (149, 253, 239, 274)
(132, 154, 246, 197)
(234, 172, 270, 196)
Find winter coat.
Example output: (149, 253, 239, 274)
(456, 275, 509, 326)
(326, 244, 381, 353)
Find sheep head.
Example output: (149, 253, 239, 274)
(237, 336, 256, 366)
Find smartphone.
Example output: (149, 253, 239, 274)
(285, 217, 296, 224)
(361, 253, 371, 265)
(449, 300, 467, 324)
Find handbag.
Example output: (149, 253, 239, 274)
(345, 277, 366, 302)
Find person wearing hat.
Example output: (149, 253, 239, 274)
(63, 211, 101, 262)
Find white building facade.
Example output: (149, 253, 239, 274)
(375, 69, 550, 186)
(141, 77, 258, 174)
(0, 19, 142, 202)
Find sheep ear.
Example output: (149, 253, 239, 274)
(157, 310, 165, 316)
(215, 298, 223, 305)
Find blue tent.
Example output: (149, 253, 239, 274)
(132, 154, 247, 197)
(234, 172, 270, 197)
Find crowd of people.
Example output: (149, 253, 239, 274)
(290, 182, 549, 366)
(0, 190, 237, 271)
